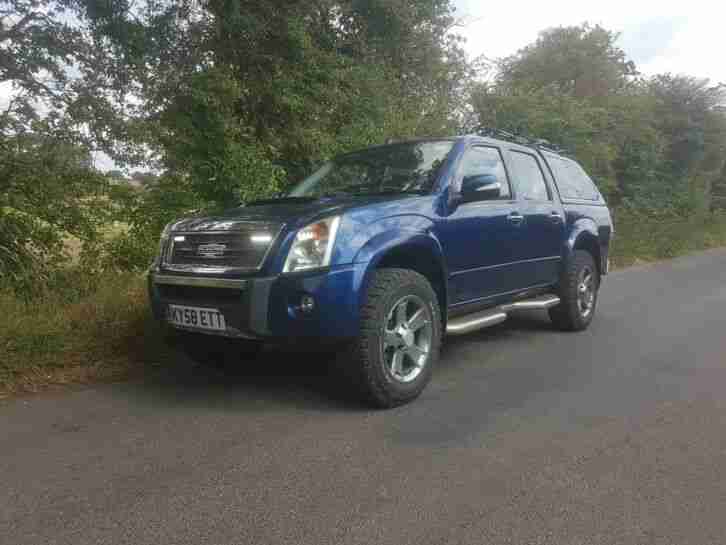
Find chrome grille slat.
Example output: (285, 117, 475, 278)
(164, 223, 282, 272)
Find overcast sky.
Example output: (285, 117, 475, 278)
(454, 0, 725, 84)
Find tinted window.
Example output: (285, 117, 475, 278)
(459, 146, 511, 199)
(509, 151, 549, 200)
(568, 161, 600, 200)
(289, 141, 454, 197)
(547, 156, 600, 201)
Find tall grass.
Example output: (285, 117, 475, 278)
(610, 210, 726, 268)
(2, 211, 726, 395)
(0, 273, 172, 396)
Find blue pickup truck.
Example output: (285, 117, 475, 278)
(149, 131, 613, 407)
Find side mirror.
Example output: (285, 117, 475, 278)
(460, 173, 501, 203)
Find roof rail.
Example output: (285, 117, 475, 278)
(473, 126, 568, 155)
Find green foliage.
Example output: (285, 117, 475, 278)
(473, 89, 618, 197)
(605, 92, 666, 204)
(4, 6, 726, 392)
(158, 68, 284, 208)
(473, 23, 726, 212)
(82, 0, 470, 181)
(95, 174, 200, 272)
(611, 210, 726, 268)
(3, 4, 726, 305)
(497, 24, 637, 99)
(0, 127, 108, 295)
(4, 0, 472, 290)
(0, 0, 136, 296)
(0, 273, 172, 394)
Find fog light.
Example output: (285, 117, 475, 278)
(300, 295, 315, 314)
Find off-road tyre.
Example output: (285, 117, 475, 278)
(339, 268, 442, 408)
(549, 250, 600, 331)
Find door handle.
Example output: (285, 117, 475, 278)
(507, 212, 524, 226)
(550, 211, 564, 223)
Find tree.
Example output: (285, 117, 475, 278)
(0, 0, 116, 293)
(647, 75, 726, 209)
(471, 23, 726, 211)
(0, 124, 106, 292)
(712, 158, 726, 211)
(76, 0, 471, 195)
(130, 171, 157, 187)
(472, 87, 617, 198)
(1, 0, 474, 288)
(497, 24, 637, 99)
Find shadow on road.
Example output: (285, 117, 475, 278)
(135, 312, 557, 412)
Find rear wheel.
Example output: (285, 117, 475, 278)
(549, 250, 600, 331)
(340, 268, 442, 408)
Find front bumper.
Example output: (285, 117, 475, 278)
(148, 264, 365, 341)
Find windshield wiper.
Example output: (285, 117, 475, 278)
(365, 189, 428, 196)
(295, 189, 428, 200)
(320, 191, 352, 198)
(247, 196, 317, 205)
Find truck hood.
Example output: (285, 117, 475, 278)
(169, 194, 417, 232)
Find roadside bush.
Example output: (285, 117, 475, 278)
(610, 209, 726, 267)
(3, 205, 726, 395)
(0, 273, 173, 395)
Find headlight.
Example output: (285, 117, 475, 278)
(283, 216, 341, 273)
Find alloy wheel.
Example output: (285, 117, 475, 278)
(577, 265, 596, 318)
(381, 295, 433, 383)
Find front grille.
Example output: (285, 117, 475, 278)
(167, 226, 280, 270)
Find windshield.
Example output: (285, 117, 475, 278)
(288, 141, 455, 198)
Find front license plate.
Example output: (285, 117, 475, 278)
(167, 304, 226, 332)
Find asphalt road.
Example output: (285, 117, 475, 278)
(3, 249, 726, 545)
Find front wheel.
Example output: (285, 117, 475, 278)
(340, 268, 442, 408)
(549, 250, 600, 331)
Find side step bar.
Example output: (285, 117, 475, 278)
(446, 294, 560, 336)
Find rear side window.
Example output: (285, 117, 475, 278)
(547, 156, 601, 201)
(508, 151, 550, 201)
